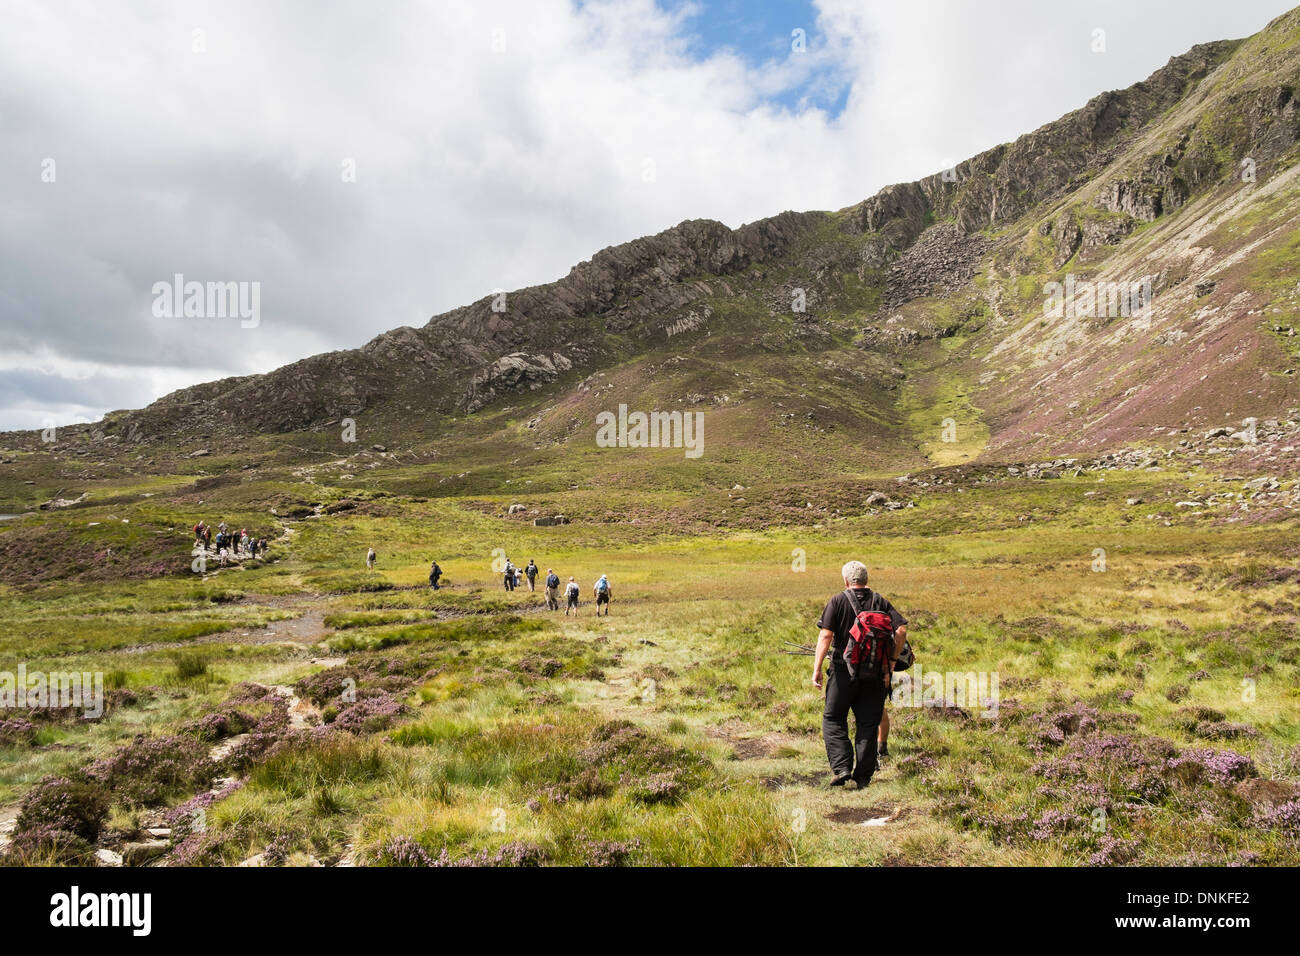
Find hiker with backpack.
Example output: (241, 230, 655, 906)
(812, 561, 908, 789)
(429, 561, 443, 589)
(544, 568, 560, 610)
(593, 574, 611, 616)
(366, 547, 376, 570)
(504, 560, 516, 591)
(565, 577, 580, 615)
(525, 559, 538, 591)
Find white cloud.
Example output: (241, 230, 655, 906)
(0, 0, 1291, 429)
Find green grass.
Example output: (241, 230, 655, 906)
(1, 456, 1295, 865)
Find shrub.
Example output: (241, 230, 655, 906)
(15, 775, 109, 843)
(371, 835, 435, 867)
(86, 733, 214, 806)
(0, 717, 37, 747)
(170, 651, 209, 681)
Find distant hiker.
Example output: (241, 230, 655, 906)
(544, 568, 560, 610)
(247, 537, 258, 559)
(257, 537, 267, 558)
(429, 561, 443, 590)
(812, 561, 908, 789)
(525, 560, 538, 591)
(593, 574, 611, 616)
(366, 547, 376, 570)
(565, 577, 580, 615)
(504, 560, 516, 591)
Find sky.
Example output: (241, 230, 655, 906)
(0, 0, 1294, 430)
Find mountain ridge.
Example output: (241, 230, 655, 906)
(7, 11, 1300, 473)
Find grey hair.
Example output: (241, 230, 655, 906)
(841, 561, 869, 586)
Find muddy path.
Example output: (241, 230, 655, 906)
(124, 601, 336, 655)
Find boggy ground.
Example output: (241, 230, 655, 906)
(0, 463, 1298, 867)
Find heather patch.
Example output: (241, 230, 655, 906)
(1, 775, 109, 864)
(0, 717, 37, 747)
(330, 693, 408, 734)
(371, 834, 435, 866)
(85, 733, 215, 807)
(296, 653, 436, 707)
(1166, 748, 1257, 787)
(1252, 799, 1300, 838)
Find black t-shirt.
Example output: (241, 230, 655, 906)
(817, 588, 907, 655)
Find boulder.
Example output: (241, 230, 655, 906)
(122, 840, 169, 866)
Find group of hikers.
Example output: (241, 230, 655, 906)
(192, 521, 269, 567)
(503, 558, 611, 616)
(359, 550, 609, 615)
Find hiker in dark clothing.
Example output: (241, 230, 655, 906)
(812, 561, 908, 788)
(525, 560, 538, 591)
(429, 561, 443, 590)
(503, 561, 516, 591)
(544, 568, 560, 610)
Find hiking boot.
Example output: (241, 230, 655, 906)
(829, 774, 851, 788)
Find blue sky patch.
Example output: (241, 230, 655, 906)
(662, 0, 853, 116)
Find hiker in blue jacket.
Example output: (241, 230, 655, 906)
(593, 574, 612, 616)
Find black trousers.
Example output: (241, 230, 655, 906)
(822, 666, 886, 784)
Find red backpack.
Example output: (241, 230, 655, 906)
(842, 589, 896, 681)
